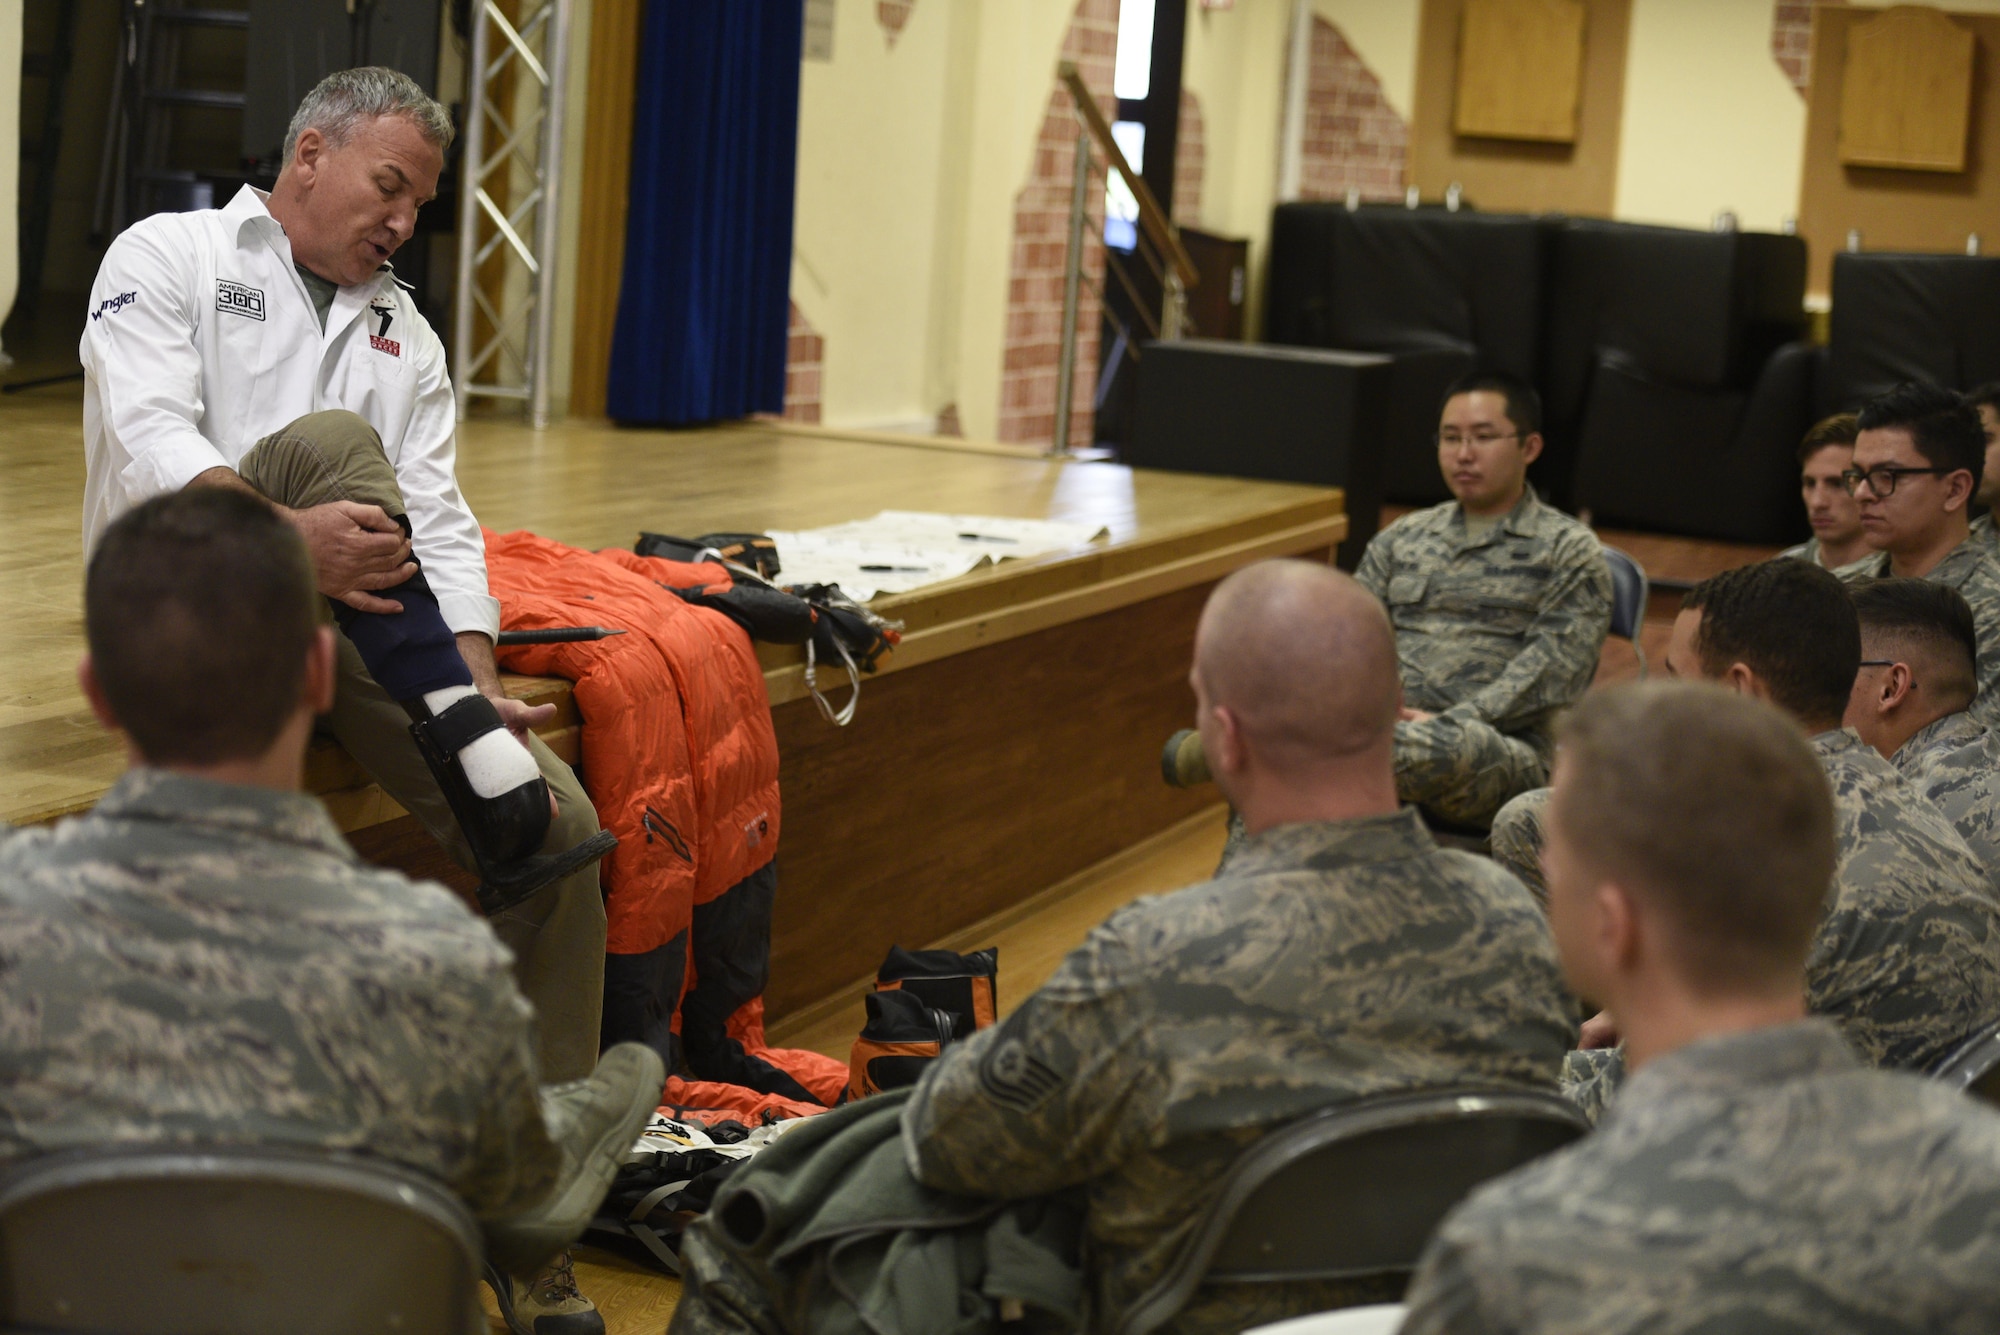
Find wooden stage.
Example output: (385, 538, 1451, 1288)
(0, 388, 1345, 1020)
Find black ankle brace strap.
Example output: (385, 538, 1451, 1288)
(426, 693, 505, 756)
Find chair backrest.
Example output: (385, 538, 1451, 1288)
(1114, 1087, 1590, 1335)
(0, 1145, 485, 1335)
(1600, 545, 1649, 647)
(1931, 1019, 2000, 1106)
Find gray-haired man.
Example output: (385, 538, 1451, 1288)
(79, 67, 613, 1332)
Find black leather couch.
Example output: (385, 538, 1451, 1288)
(1815, 252, 2000, 414)
(1265, 203, 1547, 506)
(1553, 221, 1814, 543)
(1265, 207, 1816, 544)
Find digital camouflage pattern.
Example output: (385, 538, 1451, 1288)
(1557, 1047, 1625, 1127)
(0, 769, 561, 1221)
(1972, 513, 1996, 551)
(902, 808, 1577, 1335)
(1893, 709, 2000, 889)
(1841, 539, 2000, 728)
(1354, 489, 1611, 828)
(1400, 1021, 2000, 1335)
(1491, 729, 2000, 1114)
(1487, 787, 1551, 907)
(1809, 728, 2000, 1072)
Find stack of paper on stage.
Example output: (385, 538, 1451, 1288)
(766, 511, 1110, 601)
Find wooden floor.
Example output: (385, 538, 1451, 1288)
(492, 805, 1231, 1334)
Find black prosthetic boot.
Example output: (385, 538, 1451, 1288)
(407, 693, 616, 916)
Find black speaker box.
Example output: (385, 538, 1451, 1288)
(1127, 340, 1392, 568)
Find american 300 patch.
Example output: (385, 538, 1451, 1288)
(216, 280, 265, 321)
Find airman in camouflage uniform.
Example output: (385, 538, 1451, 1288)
(902, 809, 1578, 1335)
(1891, 709, 2000, 881)
(0, 767, 564, 1220)
(1494, 728, 2000, 1109)
(1840, 541, 2000, 727)
(1355, 490, 1611, 829)
(1400, 1020, 2000, 1335)
(1810, 727, 2000, 1071)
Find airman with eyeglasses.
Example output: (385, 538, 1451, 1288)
(1835, 383, 2000, 729)
(1346, 370, 1612, 830)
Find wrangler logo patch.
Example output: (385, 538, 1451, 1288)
(369, 334, 402, 357)
(216, 281, 264, 321)
(91, 291, 138, 321)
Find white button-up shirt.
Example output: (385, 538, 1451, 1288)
(80, 185, 499, 639)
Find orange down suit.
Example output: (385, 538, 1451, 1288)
(483, 529, 844, 1108)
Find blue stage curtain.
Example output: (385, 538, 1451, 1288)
(606, 0, 803, 425)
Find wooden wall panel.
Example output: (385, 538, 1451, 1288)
(1411, 0, 1630, 216)
(1838, 6, 1976, 172)
(762, 577, 1270, 1019)
(1453, 0, 1587, 143)
(567, 0, 646, 420)
(1801, 6, 2000, 295)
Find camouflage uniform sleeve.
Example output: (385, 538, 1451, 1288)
(454, 963, 564, 1221)
(1353, 525, 1394, 602)
(901, 914, 1157, 1200)
(1443, 528, 1611, 733)
(1399, 1227, 1510, 1334)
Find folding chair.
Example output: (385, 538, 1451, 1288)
(1931, 1018, 2000, 1106)
(0, 1145, 485, 1334)
(1112, 1087, 1589, 1335)
(1601, 545, 1650, 677)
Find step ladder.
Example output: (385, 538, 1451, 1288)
(99, 0, 251, 237)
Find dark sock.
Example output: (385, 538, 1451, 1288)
(329, 517, 475, 701)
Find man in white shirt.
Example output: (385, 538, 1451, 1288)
(80, 69, 610, 1092)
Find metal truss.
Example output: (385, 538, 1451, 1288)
(453, 0, 573, 427)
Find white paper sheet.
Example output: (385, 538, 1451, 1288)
(770, 511, 1109, 601)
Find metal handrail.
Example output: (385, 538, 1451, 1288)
(1057, 61, 1198, 288)
(1047, 63, 1195, 457)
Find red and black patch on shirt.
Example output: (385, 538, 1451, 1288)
(369, 334, 402, 357)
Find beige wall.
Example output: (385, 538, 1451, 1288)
(1312, 0, 1419, 118)
(0, 0, 22, 344)
(536, 0, 2000, 433)
(1613, 0, 1805, 232)
(791, 0, 961, 431)
(1181, 0, 1288, 343)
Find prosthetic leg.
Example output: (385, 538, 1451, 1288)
(404, 692, 617, 917)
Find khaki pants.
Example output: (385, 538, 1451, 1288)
(240, 410, 608, 1082)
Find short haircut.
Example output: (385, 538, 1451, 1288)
(1196, 560, 1399, 768)
(1856, 382, 1986, 493)
(1796, 411, 1859, 466)
(284, 66, 454, 168)
(86, 490, 321, 765)
(1967, 382, 2000, 416)
(1441, 369, 1542, 439)
(1851, 577, 1980, 709)
(1683, 560, 1860, 727)
(1552, 681, 1835, 992)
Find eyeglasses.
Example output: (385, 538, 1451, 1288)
(1436, 430, 1521, 450)
(1857, 660, 1896, 668)
(1841, 465, 1954, 497)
